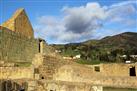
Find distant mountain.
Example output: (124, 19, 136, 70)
(51, 32, 137, 64)
(52, 32, 137, 49)
(98, 32, 137, 49)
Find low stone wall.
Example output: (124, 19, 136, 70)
(54, 65, 137, 89)
(36, 80, 103, 91)
(86, 63, 137, 77)
(54, 65, 99, 81)
(0, 67, 34, 79)
(101, 63, 137, 77)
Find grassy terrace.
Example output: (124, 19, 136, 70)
(76, 59, 101, 65)
(15, 62, 32, 67)
(104, 87, 137, 91)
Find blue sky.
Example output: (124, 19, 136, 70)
(0, 0, 137, 44)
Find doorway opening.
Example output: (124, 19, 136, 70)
(38, 39, 42, 53)
(20, 89, 25, 91)
(130, 66, 136, 76)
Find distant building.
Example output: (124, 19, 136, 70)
(125, 60, 131, 64)
(73, 54, 81, 59)
(63, 56, 73, 60)
(63, 54, 81, 60)
(55, 50, 61, 53)
(120, 55, 127, 58)
(75, 54, 81, 58)
(130, 55, 137, 58)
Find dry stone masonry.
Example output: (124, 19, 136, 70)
(1, 8, 34, 38)
(0, 28, 39, 62)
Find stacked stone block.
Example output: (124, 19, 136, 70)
(1, 8, 34, 38)
(38, 54, 75, 80)
(0, 29, 39, 62)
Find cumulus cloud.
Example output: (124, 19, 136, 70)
(34, 1, 137, 44)
(62, 3, 105, 34)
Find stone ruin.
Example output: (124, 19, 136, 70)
(0, 8, 137, 91)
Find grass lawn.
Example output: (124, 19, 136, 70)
(104, 87, 137, 91)
(76, 59, 101, 65)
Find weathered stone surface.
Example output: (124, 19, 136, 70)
(0, 67, 34, 79)
(0, 80, 27, 91)
(53, 64, 137, 88)
(86, 63, 137, 77)
(38, 54, 76, 80)
(37, 80, 102, 91)
(32, 53, 44, 68)
(1, 8, 34, 38)
(0, 29, 39, 62)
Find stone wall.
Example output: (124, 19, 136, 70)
(0, 67, 34, 79)
(38, 54, 76, 80)
(1, 8, 34, 38)
(86, 63, 137, 77)
(39, 40, 55, 54)
(0, 28, 39, 62)
(0, 8, 56, 63)
(43, 42, 55, 54)
(54, 65, 99, 81)
(101, 63, 137, 77)
(36, 80, 103, 91)
(0, 80, 28, 91)
(54, 65, 137, 88)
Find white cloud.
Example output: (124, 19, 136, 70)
(106, 4, 136, 23)
(34, 1, 137, 44)
(110, 1, 136, 8)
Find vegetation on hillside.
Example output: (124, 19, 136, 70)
(51, 32, 137, 64)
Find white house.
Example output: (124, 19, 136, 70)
(55, 50, 61, 53)
(130, 55, 137, 58)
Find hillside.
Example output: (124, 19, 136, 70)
(51, 32, 137, 64)
(99, 32, 137, 49)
